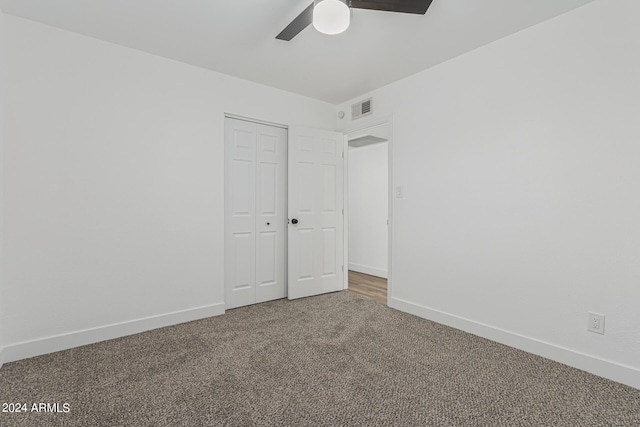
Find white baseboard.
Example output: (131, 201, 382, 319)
(0, 347, 4, 369)
(389, 297, 640, 391)
(1, 303, 225, 365)
(348, 263, 388, 279)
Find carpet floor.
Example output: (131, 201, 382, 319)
(1, 291, 639, 426)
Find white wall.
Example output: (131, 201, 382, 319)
(1, 15, 335, 362)
(348, 142, 388, 278)
(337, 0, 640, 389)
(0, 9, 5, 367)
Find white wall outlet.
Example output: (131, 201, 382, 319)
(395, 186, 404, 198)
(588, 312, 605, 335)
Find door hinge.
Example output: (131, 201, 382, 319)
(342, 265, 344, 272)
(342, 208, 344, 215)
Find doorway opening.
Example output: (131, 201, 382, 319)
(345, 123, 390, 304)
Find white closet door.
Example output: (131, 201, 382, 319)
(288, 126, 344, 300)
(225, 117, 287, 309)
(255, 124, 287, 303)
(225, 118, 257, 309)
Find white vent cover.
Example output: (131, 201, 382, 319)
(351, 97, 372, 120)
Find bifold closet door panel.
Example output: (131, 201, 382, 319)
(255, 124, 287, 304)
(225, 117, 287, 309)
(224, 118, 257, 309)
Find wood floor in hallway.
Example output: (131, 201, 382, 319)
(347, 270, 387, 304)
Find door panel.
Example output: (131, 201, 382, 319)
(288, 127, 344, 300)
(225, 119, 257, 309)
(255, 123, 287, 304)
(322, 227, 337, 276)
(232, 233, 253, 291)
(232, 160, 253, 215)
(259, 162, 277, 215)
(323, 164, 337, 212)
(256, 231, 276, 286)
(295, 228, 314, 281)
(225, 118, 287, 309)
(297, 163, 315, 212)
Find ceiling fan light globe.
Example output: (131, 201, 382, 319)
(313, 0, 350, 35)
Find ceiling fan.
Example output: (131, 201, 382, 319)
(276, 0, 434, 41)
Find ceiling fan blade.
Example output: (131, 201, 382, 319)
(276, 0, 432, 41)
(276, 2, 314, 41)
(350, 0, 433, 14)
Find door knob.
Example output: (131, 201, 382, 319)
(291, 218, 299, 225)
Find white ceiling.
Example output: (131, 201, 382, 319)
(0, 0, 596, 104)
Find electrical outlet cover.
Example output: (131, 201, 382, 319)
(588, 312, 605, 335)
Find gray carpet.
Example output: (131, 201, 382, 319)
(1, 291, 639, 426)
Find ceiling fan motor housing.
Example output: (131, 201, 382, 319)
(313, 0, 351, 35)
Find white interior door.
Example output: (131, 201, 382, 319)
(225, 117, 286, 309)
(288, 126, 344, 300)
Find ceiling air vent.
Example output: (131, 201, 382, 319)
(351, 97, 372, 120)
